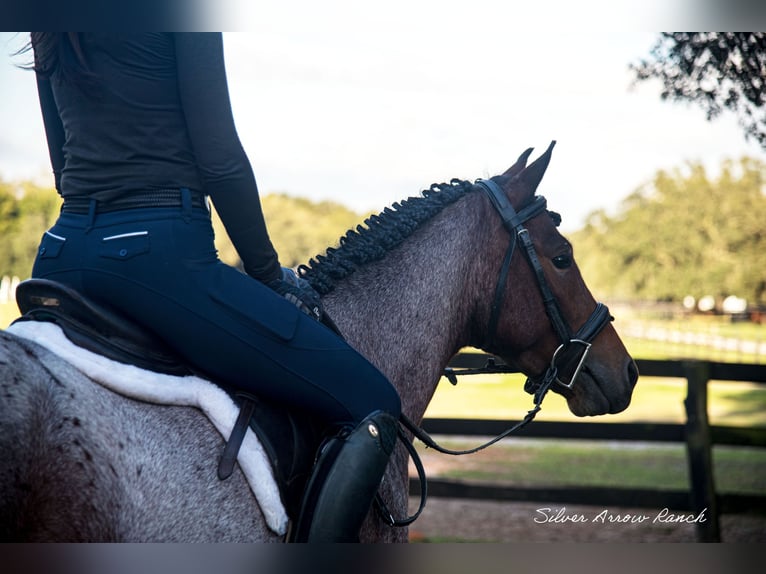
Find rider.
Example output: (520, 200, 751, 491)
(29, 32, 401, 542)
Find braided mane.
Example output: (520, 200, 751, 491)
(299, 179, 476, 295)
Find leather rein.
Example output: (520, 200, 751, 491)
(379, 179, 614, 527)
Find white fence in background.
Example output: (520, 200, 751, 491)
(0, 276, 20, 304)
(623, 322, 766, 358)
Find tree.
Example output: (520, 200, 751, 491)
(631, 33, 766, 149)
(571, 157, 766, 305)
(260, 194, 365, 268)
(211, 193, 365, 270)
(0, 178, 59, 278)
(0, 175, 365, 281)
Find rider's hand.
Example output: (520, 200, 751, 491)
(266, 267, 324, 322)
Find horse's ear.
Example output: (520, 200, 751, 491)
(502, 147, 535, 177)
(517, 140, 556, 195)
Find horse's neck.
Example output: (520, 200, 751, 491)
(323, 198, 487, 421)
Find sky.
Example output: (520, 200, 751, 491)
(1, 4, 764, 232)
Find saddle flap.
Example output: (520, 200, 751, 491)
(15, 278, 192, 376)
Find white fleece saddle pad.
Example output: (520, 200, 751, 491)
(7, 320, 288, 535)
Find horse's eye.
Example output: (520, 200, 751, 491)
(552, 254, 573, 269)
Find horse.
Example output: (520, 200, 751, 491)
(0, 143, 638, 542)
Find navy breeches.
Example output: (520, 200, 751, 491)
(32, 201, 401, 426)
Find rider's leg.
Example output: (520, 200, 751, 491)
(287, 410, 398, 542)
(34, 207, 402, 423)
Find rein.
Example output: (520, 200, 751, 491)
(377, 359, 556, 528)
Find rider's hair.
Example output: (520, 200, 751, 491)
(18, 33, 97, 89)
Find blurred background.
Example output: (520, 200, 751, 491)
(1, 5, 764, 543)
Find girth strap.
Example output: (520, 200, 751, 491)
(218, 393, 258, 480)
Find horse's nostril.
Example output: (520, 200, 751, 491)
(627, 360, 639, 388)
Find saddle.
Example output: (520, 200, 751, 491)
(14, 278, 323, 519)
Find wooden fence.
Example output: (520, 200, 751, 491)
(410, 354, 766, 542)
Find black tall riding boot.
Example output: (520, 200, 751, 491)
(287, 410, 398, 542)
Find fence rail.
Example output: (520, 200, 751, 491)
(410, 355, 766, 542)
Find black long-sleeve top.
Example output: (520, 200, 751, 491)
(35, 32, 281, 282)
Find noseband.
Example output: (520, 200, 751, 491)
(475, 179, 613, 398)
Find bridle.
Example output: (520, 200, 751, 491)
(381, 178, 615, 528)
(476, 178, 613, 398)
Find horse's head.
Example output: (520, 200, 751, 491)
(476, 142, 638, 416)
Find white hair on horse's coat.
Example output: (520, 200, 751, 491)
(6, 320, 288, 535)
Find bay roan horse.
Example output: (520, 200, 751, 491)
(0, 143, 637, 542)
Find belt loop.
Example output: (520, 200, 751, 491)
(180, 187, 192, 223)
(85, 199, 97, 233)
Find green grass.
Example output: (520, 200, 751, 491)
(425, 316, 766, 426)
(0, 301, 18, 329)
(420, 330, 766, 501)
(424, 372, 766, 428)
(418, 439, 766, 496)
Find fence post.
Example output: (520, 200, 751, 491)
(0, 275, 9, 304)
(682, 360, 720, 542)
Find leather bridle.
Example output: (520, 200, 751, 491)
(475, 178, 613, 397)
(380, 178, 616, 529)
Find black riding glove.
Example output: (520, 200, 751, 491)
(266, 267, 324, 322)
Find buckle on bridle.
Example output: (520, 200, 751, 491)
(524, 338, 593, 397)
(550, 338, 592, 389)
